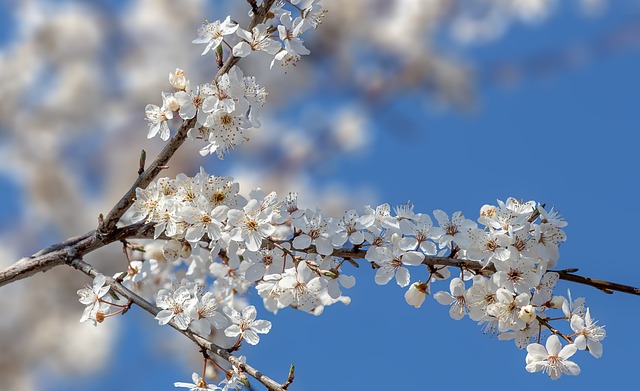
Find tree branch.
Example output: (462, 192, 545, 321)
(100, 117, 196, 234)
(67, 257, 287, 391)
(1, 0, 281, 288)
(333, 248, 640, 296)
(0, 222, 153, 288)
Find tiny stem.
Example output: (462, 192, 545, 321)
(98, 298, 130, 308)
(285, 0, 303, 14)
(537, 316, 572, 344)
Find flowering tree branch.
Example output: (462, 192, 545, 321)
(67, 257, 289, 391)
(99, 0, 278, 236)
(1, 1, 636, 388)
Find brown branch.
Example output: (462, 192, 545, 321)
(550, 269, 640, 296)
(0, 222, 154, 288)
(99, 117, 196, 234)
(67, 257, 287, 391)
(331, 248, 640, 296)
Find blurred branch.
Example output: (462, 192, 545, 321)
(67, 257, 288, 391)
(480, 14, 640, 87)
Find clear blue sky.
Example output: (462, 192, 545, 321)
(2, 2, 639, 390)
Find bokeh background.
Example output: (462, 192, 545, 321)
(1, 0, 639, 390)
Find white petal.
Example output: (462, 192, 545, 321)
(402, 251, 424, 266)
(315, 238, 334, 256)
(155, 309, 173, 326)
(242, 305, 257, 322)
(545, 335, 562, 356)
(225, 325, 242, 338)
(525, 361, 546, 373)
(587, 340, 603, 358)
(563, 360, 581, 376)
(374, 267, 395, 286)
(327, 280, 341, 299)
(293, 234, 312, 250)
(243, 329, 260, 345)
(434, 292, 454, 305)
(338, 274, 356, 289)
(251, 320, 272, 334)
(526, 343, 548, 362)
(245, 263, 266, 282)
(395, 267, 410, 287)
(558, 343, 577, 360)
(233, 41, 252, 58)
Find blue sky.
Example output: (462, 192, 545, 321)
(1, 1, 639, 390)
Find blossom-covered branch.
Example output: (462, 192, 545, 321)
(1, 1, 637, 389)
(69, 257, 288, 391)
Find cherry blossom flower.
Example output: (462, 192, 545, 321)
(278, 14, 310, 57)
(331, 209, 372, 247)
(169, 68, 187, 91)
(493, 258, 541, 294)
(373, 235, 424, 288)
(466, 275, 499, 322)
(223, 305, 272, 345)
(434, 277, 468, 320)
(77, 274, 110, 309)
(145, 93, 174, 141)
(292, 209, 335, 255)
(155, 286, 192, 330)
(571, 309, 606, 358)
(192, 16, 238, 56)
(233, 24, 281, 58)
(278, 261, 326, 312)
(227, 199, 276, 252)
(525, 335, 580, 380)
(181, 196, 228, 243)
(431, 210, 476, 248)
(186, 292, 228, 335)
(487, 288, 531, 332)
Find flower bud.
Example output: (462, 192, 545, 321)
(518, 304, 536, 323)
(169, 68, 187, 90)
(549, 296, 565, 309)
(405, 281, 428, 308)
(165, 95, 180, 112)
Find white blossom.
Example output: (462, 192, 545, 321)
(223, 305, 272, 345)
(525, 335, 580, 380)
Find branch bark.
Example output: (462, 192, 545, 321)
(0, 222, 153, 288)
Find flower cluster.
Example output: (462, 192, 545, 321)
(75, 1, 610, 387)
(153, 279, 271, 348)
(127, 167, 606, 380)
(146, 66, 265, 158)
(145, 0, 325, 158)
